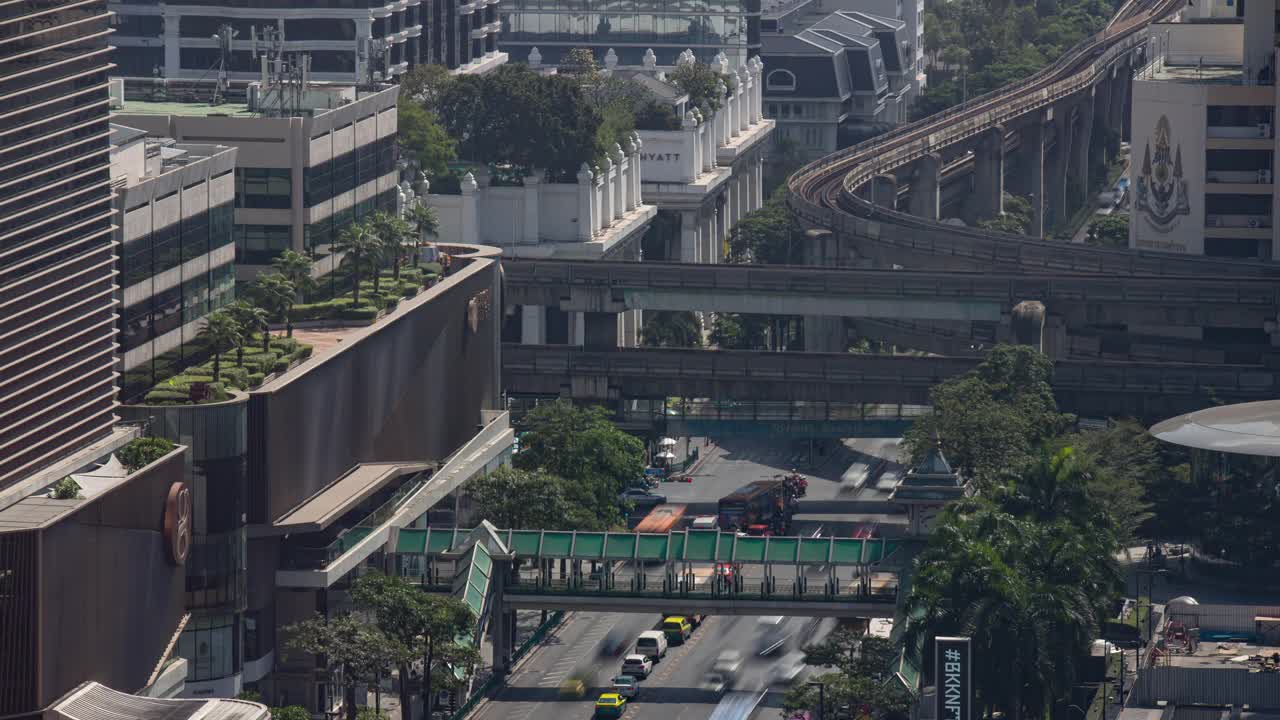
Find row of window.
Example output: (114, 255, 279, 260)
(305, 189, 398, 252)
(304, 135, 397, 207)
(236, 188, 396, 264)
(121, 202, 234, 288)
(501, 12, 747, 46)
(236, 168, 292, 210)
(120, 263, 236, 353)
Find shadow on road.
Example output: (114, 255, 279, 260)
(497, 686, 725, 705)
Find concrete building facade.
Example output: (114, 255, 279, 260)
(111, 126, 239, 401)
(114, 82, 401, 280)
(1129, 7, 1279, 262)
(108, 0, 505, 81)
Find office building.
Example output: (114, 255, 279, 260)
(1128, 0, 1278, 260)
(500, 0, 762, 68)
(1, 3, 207, 713)
(111, 126, 238, 401)
(108, 0, 505, 81)
(114, 80, 401, 279)
(760, 9, 912, 162)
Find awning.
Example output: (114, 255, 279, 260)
(46, 682, 268, 720)
(273, 461, 433, 532)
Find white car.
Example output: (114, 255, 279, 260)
(713, 650, 743, 676)
(611, 675, 639, 698)
(701, 671, 729, 695)
(621, 653, 653, 679)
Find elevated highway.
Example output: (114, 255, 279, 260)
(502, 344, 1280, 418)
(503, 257, 1280, 331)
(786, 0, 1280, 278)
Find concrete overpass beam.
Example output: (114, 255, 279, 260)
(680, 209, 700, 263)
(908, 153, 941, 221)
(972, 125, 1005, 223)
(871, 173, 898, 209)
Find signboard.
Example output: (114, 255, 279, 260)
(163, 482, 193, 566)
(935, 637, 972, 720)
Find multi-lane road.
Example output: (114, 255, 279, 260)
(472, 438, 908, 720)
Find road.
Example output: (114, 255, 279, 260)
(473, 611, 831, 720)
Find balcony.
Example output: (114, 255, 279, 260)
(1207, 124, 1273, 139)
(1205, 169, 1274, 189)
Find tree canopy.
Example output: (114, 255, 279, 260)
(640, 311, 704, 348)
(464, 466, 604, 529)
(1085, 214, 1129, 248)
(784, 629, 913, 720)
(512, 401, 646, 527)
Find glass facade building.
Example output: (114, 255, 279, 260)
(500, 0, 761, 67)
(0, 0, 119, 493)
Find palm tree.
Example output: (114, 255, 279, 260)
(253, 272, 297, 341)
(225, 300, 269, 366)
(333, 222, 380, 306)
(271, 249, 317, 300)
(383, 215, 414, 283)
(407, 202, 440, 268)
(198, 310, 242, 384)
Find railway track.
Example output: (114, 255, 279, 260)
(786, 0, 1280, 278)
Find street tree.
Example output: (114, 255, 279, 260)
(198, 310, 242, 383)
(464, 466, 601, 530)
(784, 630, 913, 720)
(514, 401, 646, 525)
(286, 614, 412, 720)
(350, 573, 477, 720)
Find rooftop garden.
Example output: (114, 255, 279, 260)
(136, 207, 443, 406)
(397, 55, 735, 188)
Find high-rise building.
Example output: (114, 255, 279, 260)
(0, 0, 120, 496)
(108, 0, 506, 82)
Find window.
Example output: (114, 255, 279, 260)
(236, 224, 292, 264)
(177, 614, 240, 682)
(235, 168, 292, 209)
(766, 69, 796, 91)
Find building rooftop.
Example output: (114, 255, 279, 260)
(1146, 63, 1243, 84)
(117, 98, 256, 117)
(1150, 400, 1280, 456)
(1165, 640, 1280, 671)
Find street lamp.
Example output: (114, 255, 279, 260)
(807, 680, 826, 720)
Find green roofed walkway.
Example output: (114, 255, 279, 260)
(391, 525, 904, 622)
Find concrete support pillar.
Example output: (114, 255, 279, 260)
(163, 10, 181, 75)
(619, 309, 641, 348)
(584, 311, 619, 350)
(973, 125, 1005, 222)
(753, 153, 764, 210)
(1071, 91, 1095, 216)
(611, 144, 627, 220)
(1047, 105, 1071, 233)
(459, 172, 479, 245)
(1010, 300, 1046, 353)
(1096, 76, 1115, 165)
(680, 210, 699, 263)
(703, 209, 717, 264)
(629, 132, 644, 209)
(908, 153, 941, 220)
(600, 158, 614, 227)
(1020, 119, 1046, 238)
(1116, 65, 1132, 142)
(490, 576, 511, 674)
(871, 173, 898, 209)
(520, 305, 545, 345)
(577, 164, 594, 242)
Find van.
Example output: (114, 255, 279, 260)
(635, 630, 668, 660)
(690, 515, 718, 531)
(662, 616, 693, 644)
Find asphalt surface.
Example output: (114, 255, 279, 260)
(474, 438, 905, 720)
(473, 611, 833, 720)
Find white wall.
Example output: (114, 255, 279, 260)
(1155, 22, 1243, 66)
(1129, 78, 1207, 254)
(639, 130, 699, 183)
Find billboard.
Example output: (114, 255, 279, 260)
(935, 637, 972, 720)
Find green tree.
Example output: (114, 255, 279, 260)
(286, 615, 412, 720)
(334, 222, 381, 306)
(669, 62, 728, 112)
(227, 300, 269, 367)
(118, 436, 176, 471)
(710, 313, 770, 350)
(727, 202, 802, 264)
(784, 631, 912, 720)
(350, 573, 477, 720)
(50, 476, 81, 500)
(640, 311, 703, 348)
(557, 47, 600, 76)
(1054, 421, 1156, 545)
(253, 273, 297, 340)
(199, 309, 242, 383)
(270, 707, 310, 720)
(464, 466, 601, 529)
(904, 345, 1072, 484)
(513, 401, 646, 526)
(399, 102, 457, 177)
(271, 249, 316, 299)
(399, 64, 455, 108)
(369, 211, 414, 284)
(1085, 214, 1129, 249)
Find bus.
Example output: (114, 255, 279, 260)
(717, 480, 797, 534)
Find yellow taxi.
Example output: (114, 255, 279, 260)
(558, 677, 586, 699)
(662, 616, 692, 644)
(595, 692, 627, 718)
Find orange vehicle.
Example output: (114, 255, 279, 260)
(635, 504, 687, 534)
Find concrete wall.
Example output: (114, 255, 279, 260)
(1156, 22, 1243, 65)
(639, 130, 700, 183)
(247, 250, 501, 523)
(1128, 77, 1206, 254)
(1134, 666, 1280, 706)
(37, 447, 188, 709)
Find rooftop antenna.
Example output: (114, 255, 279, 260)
(211, 24, 239, 105)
